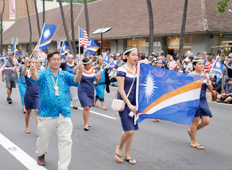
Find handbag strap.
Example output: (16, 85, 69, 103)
(114, 74, 136, 99)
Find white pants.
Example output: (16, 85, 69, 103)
(36, 114, 73, 170)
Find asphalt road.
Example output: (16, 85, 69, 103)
(0, 80, 232, 170)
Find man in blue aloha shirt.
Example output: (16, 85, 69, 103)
(30, 51, 83, 170)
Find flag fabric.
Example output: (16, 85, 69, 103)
(39, 24, 57, 49)
(85, 38, 100, 55)
(38, 50, 47, 59)
(0, 61, 14, 72)
(204, 62, 214, 70)
(65, 45, 71, 54)
(57, 41, 61, 51)
(79, 28, 90, 47)
(135, 63, 205, 125)
(103, 53, 110, 64)
(11, 43, 21, 55)
(0, 61, 6, 72)
(211, 57, 224, 84)
(60, 42, 71, 58)
(0, 57, 9, 63)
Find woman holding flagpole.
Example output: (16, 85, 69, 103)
(74, 57, 101, 131)
(188, 57, 213, 150)
(114, 48, 138, 165)
(22, 56, 40, 134)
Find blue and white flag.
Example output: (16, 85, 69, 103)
(211, 57, 224, 84)
(135, 63, 205, 125)
(0, 57, 9, 63)
(85, 38, 100, 55)
(60, 42, 71, 59)
(39, 24, 57, 49)
(11, 43, 21, 55)
(103, 53, 110, 64)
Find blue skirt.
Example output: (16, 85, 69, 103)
(119, 105, 138, 131)
(195, 100, 213, 117)
(78, 92, 94, 107)
(24, 95, 39, 110)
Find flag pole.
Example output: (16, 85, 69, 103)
(134, 62, 140, 125)
(78, 26, 81, 60)
(30, 23, 45, 58)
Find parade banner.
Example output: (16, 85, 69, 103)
(135, 63, 205, 125)
(9, 0, 16, 20)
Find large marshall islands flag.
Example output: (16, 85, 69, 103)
(135, 63, 205, 125)
(39, 24, 57, 49)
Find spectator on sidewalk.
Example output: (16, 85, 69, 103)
(212, 78, 221, 101)
(225, 53, 232, 81)
(217, 78, 232, 103)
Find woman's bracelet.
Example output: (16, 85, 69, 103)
(78, 70, 83, 74)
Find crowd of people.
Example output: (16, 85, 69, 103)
(0, 48, 229, 169)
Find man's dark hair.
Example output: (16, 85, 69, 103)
(47, 51, 60, 61)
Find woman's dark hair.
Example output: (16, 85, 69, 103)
(47, 51, 60, 61)
(192, 57, 203, 71)
(123, 48, 137, 62)
(83, 57, 90, 66)
(140, 55, 145, 60)
(189, 57, 193, 62)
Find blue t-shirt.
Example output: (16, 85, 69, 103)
(223, 83, 232, 94)
(227, 62, 232, 78)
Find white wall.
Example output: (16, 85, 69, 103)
(36, 0, 68, 13)
(191, 34, 211, 56)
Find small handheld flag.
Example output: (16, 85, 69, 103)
(39, 24, 57, 49)
(85, 38, 100, 55)
(211, 57, 224, 84)
(135, 63, 205, 125)
(60, 42, 71, 59)
(11, 43, 21, 55)
(79, 28, 90, 47)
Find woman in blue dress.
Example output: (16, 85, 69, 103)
(22, 57, 40, 134)
(114, 48, 138, 165)
(188, 57, 213, 150)
(14, 63, 27, 113)
(93, 56, 107, 110)
(74, 58, 101, 131)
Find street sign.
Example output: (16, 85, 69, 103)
(11, 38, 18, 45)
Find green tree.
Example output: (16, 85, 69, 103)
(217, 0, 230, 15)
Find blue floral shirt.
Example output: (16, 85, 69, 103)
(30, 68, 78, 118)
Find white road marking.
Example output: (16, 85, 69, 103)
(0, 133, 47, 170)
(71, 106, 117, 120)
